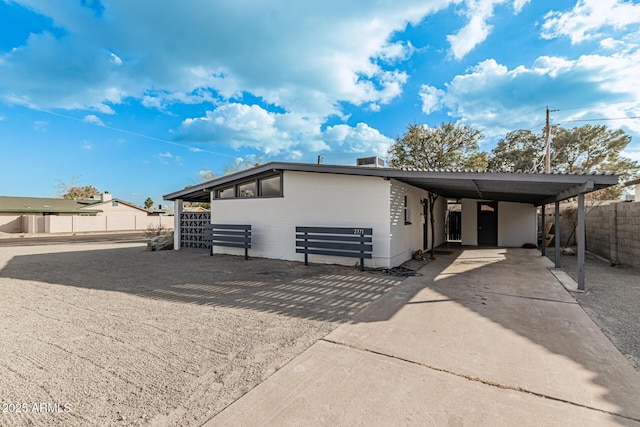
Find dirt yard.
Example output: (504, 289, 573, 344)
(0, 241, 401, 426)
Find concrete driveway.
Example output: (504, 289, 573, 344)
(208, 248, 640, 426)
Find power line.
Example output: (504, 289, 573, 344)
(552, 99, 640, 112)
(559, 116, 640, 124)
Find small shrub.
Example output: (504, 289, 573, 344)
(145, 225, 169, 238)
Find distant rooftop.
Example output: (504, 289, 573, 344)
(0, 196, 103, 214)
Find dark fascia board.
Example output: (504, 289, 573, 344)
(163, 163, 288, 200)
(163, 161, 619, 201)
(625, 177, 640, 186)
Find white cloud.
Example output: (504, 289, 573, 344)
(422, 50, 640, 140)
(83, 114, 104, 126)
(33, 120, 48, 131)
(446, 0, 528, 60)
(542, 0, 640, 44)
(622, 147, 640, 163)
(156, 151, 181, 165)
(379, 41, 415, 63)
(82, 141, 94, 150)
(1, 0, 456, 117)
(323, 123, 394, 158)
(512, 0, 530, 14)
(367, 103, 382, 112)
(179, 103, 327, 156)
(419, 85, 445, 114)
(109, 52, 122, 65)
(178, 103, 393, 159)
(600, 38, 625, 50)
(447, 10, 494, 60)
(0, 32, 127, 113)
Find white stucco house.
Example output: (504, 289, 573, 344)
(164, 159, 618, 273)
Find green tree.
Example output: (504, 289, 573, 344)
(198, 170, 215, 181)
(552, 125, 637, 199)
(223, 155, 263, 175)
(389, 122, 484, 259)
(488, 125, 638, 200)
(57, 177, 101, 199)
(60, 185, 100, 199)
(389, 123, 483, 170)
(465, 152, 490, 170)
(144, 197, 154, 209)
(489, 130, 544, 172)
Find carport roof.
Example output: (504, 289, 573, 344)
(164, 162, 618, 206)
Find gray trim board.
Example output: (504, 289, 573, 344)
(164, 162, 618, 205)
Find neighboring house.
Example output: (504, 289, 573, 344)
(0, 196, 101, 233)
(150, 204, 173, 216)
(164, 159, 617, 275)
(0, 192, 173, 234)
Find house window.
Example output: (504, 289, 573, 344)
(216, 186, 235, 199)
(259, 175, 281, 197)
(481, 204, 495, 213)
(238, 181, 257, 198)
(214, 173, 282, 199)
(404, 195, 411, 224)
(112, 200, 119, 207)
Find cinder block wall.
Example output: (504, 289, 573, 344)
(546, 201, 640, 268)
(614, 202, 640, 267)
(585, 204, 611, 260)
(583, 201, 640, 267)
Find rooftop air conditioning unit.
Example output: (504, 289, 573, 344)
(356, 156, 385, 168)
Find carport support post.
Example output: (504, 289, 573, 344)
(173, 199, 183, 251)
(554, 200, 561, 268)
(541, 204, 546, 256)
(577, 193, 585, 291)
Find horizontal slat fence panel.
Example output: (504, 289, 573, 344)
(296, 226, 373, 271)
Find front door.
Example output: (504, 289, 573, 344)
(477, 202, 498, 246)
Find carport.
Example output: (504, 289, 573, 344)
(389, 168, 618, 290)
(165, 162, 618, 290)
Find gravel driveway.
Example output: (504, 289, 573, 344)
(0, 241, 400, 426)
(547, 251, 640, 372)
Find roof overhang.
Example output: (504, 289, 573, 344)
(164, 162, 619, 206)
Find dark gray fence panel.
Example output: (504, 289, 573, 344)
(205, 224, 252, 260)
(296, 226, 373, 271)
(180, 212, 211, 250)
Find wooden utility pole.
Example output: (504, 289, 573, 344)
(545, 107, 551, 173)
(544, 106, 558, 173)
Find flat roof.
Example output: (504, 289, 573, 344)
(164, 162, 619, 206)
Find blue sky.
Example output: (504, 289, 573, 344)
(2, 0, 640, 207)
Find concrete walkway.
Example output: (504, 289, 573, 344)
(206, 248, 640, 426)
